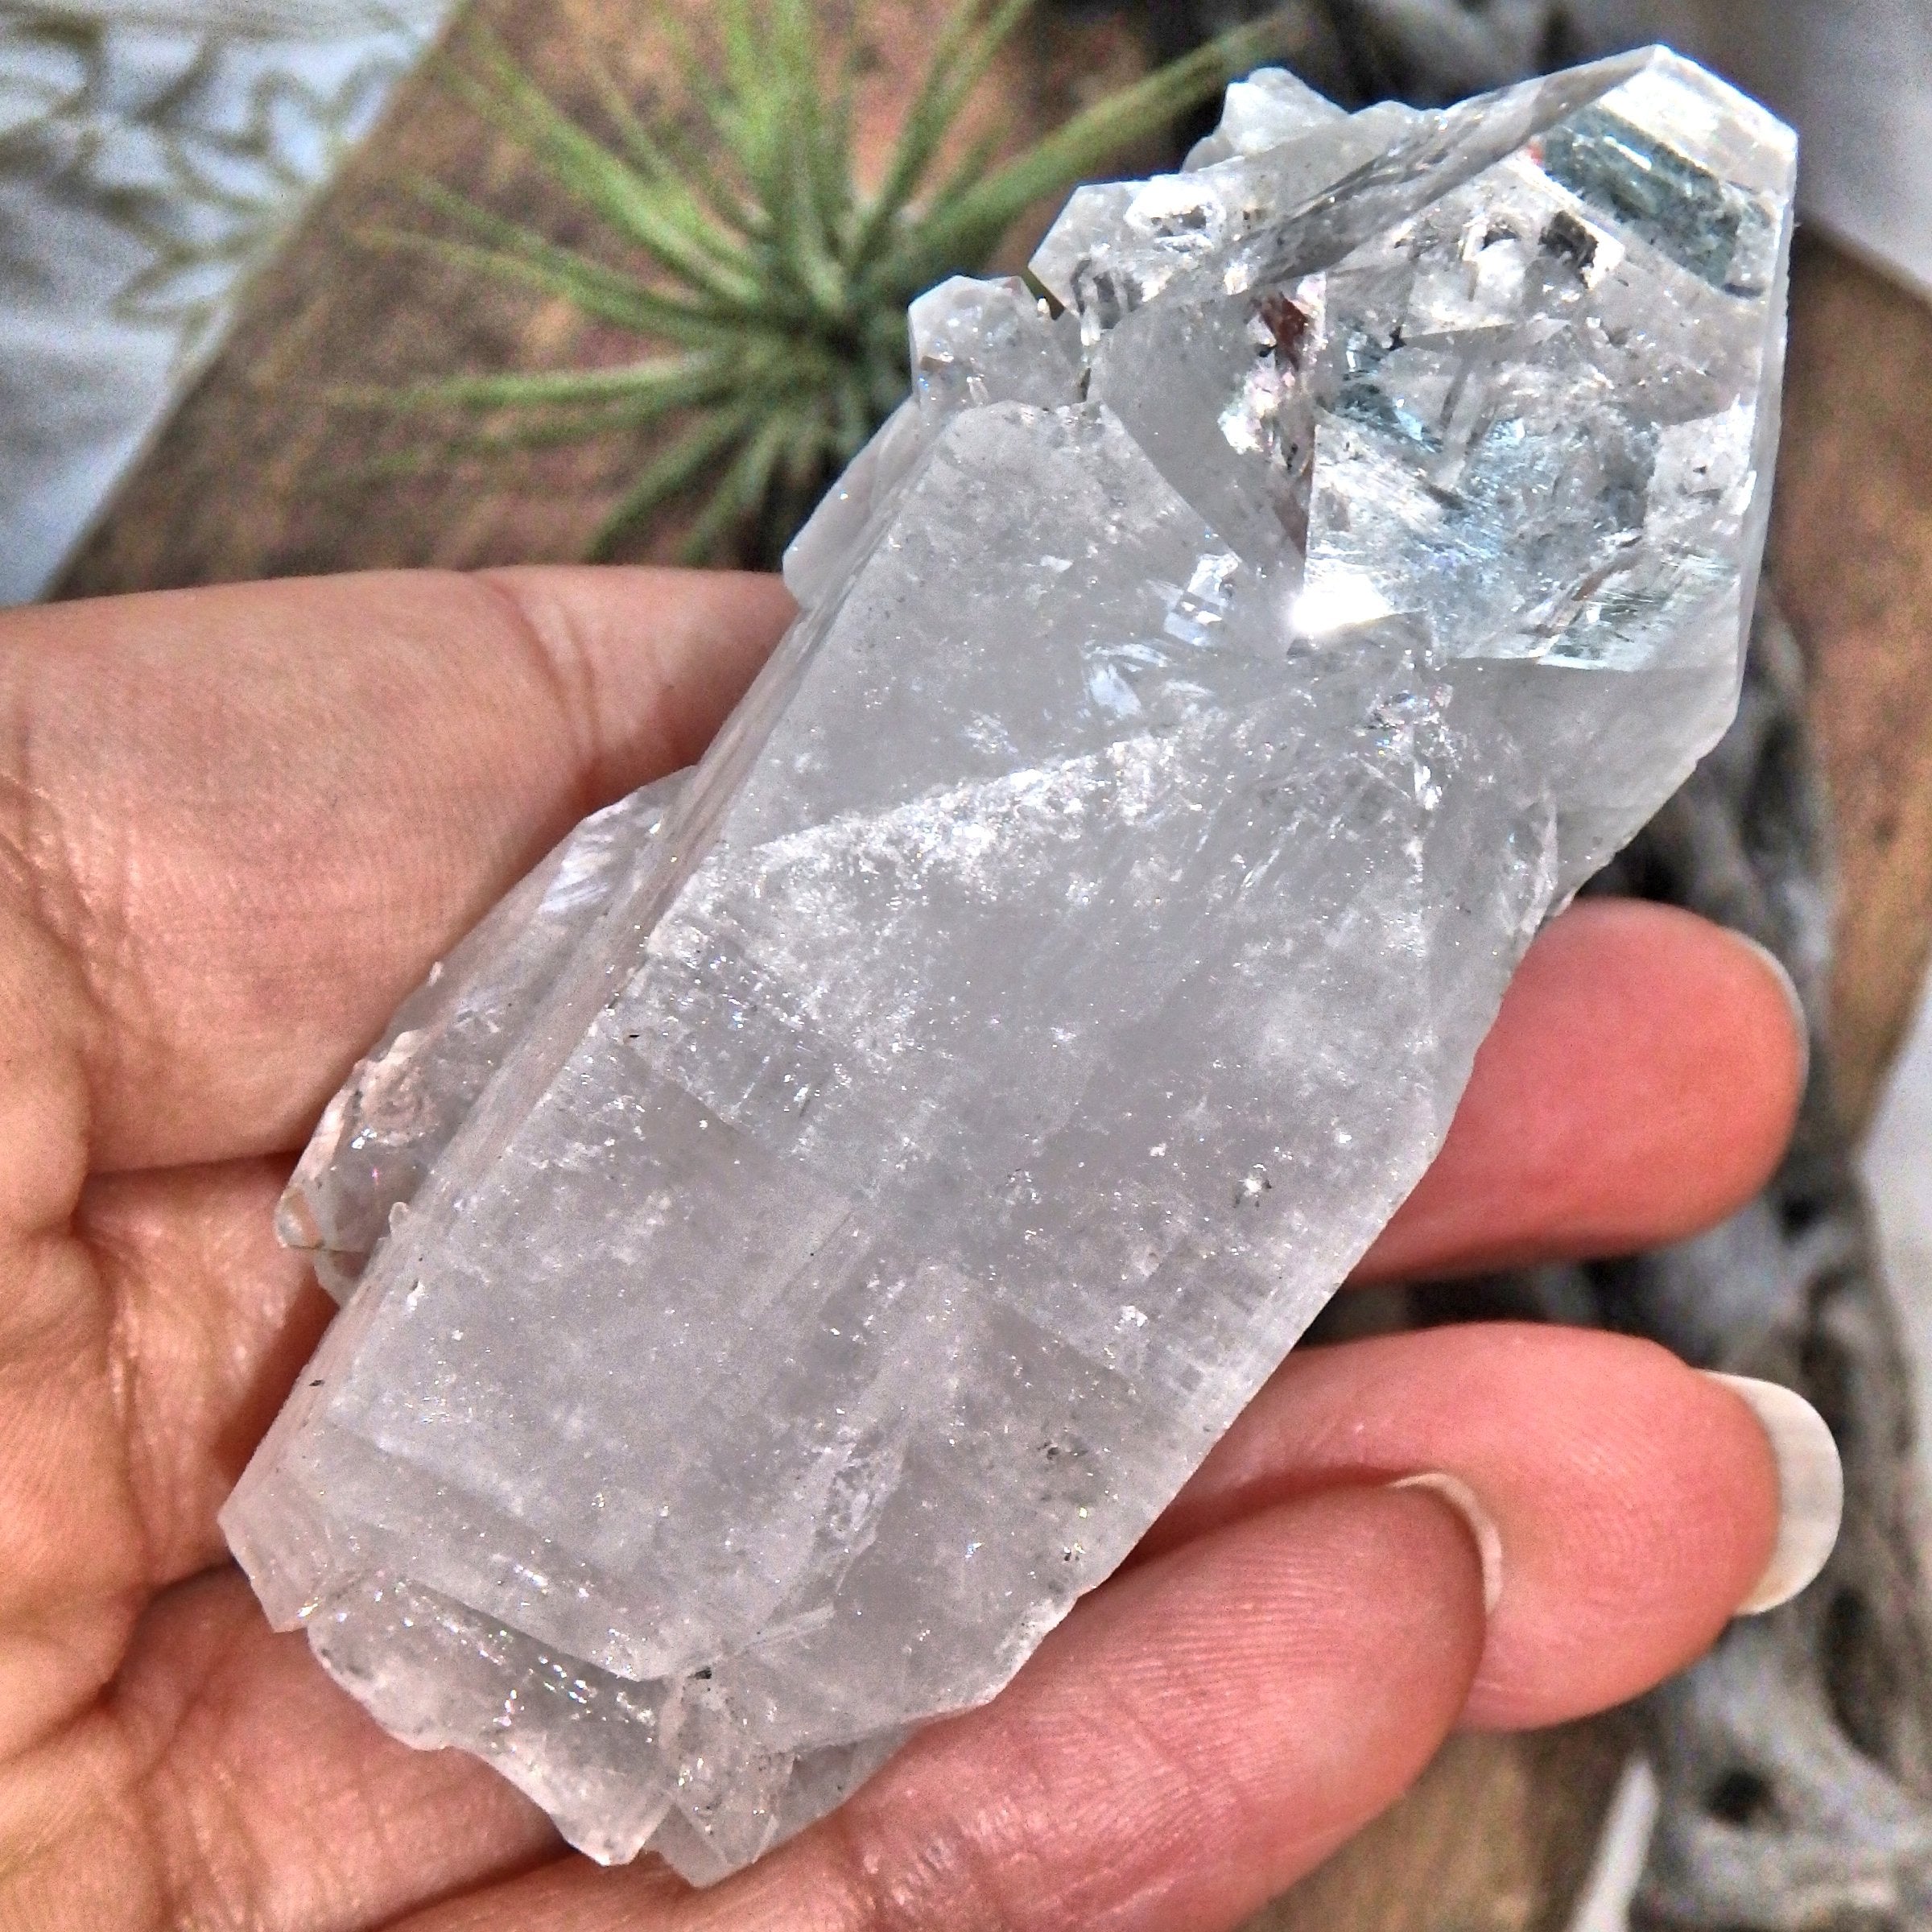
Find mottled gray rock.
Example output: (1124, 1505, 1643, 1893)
(225, 52, 1795, 1881)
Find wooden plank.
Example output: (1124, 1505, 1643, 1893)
(1773, 233, 1932, 1132)
(1250, 1727, 1633, 1932)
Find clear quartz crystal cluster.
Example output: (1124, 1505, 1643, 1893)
(228, 52, 1794, 1882)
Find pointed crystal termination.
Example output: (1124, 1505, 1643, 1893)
(225, 50, 1794, 1883)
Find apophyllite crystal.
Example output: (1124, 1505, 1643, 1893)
(227, 50, 1795, 1881)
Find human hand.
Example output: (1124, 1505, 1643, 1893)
(0, 567, 1828, 1930)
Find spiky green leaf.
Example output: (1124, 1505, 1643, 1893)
(377, 1, 1302, 564)
(584, 399, 764, 559)
(393, 180, 750, 345)
(669, 407, 798, 564)
(848, 0, 1036, 270)
(883, 13, 1295, 291)
(353, 352, 747, 418)
(452, 35, 765, 310)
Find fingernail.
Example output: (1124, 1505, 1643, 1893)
(1391, 1472, 1503, 1613)
(1728, 932, 1810, 1095)
(1705, 1373, 1843, 1613)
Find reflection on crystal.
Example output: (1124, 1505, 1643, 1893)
(225, 51, 1794, 1882)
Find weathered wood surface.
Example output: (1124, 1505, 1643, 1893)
(1773, 234, 1932, 1133)
(42, 6, 1932, 1928)
(1253, 1726, 1634, 1932)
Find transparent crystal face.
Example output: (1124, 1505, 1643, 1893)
(226, 52, 1794, 1882)
(279, 778, 683, 1299)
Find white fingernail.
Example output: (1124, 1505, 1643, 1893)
(1729, 932, 1810, 1094)
(1391, 1472, 1503, 1613)
(1706, 1373, 1843, 1613)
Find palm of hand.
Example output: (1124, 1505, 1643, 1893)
(0, 567, 1802, 1932)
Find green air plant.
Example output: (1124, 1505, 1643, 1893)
(364, 0, 1289, 564)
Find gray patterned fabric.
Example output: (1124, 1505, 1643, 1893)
(0, 2, 446, 601)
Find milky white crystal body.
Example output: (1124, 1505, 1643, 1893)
(226, 50, 1795, 1883)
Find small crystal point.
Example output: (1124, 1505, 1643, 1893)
(226, 50, 1794, 1882)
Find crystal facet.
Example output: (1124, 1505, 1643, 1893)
(225, 52, 1795, 1881)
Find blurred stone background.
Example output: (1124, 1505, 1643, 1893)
(3, 2, 1930, 1927)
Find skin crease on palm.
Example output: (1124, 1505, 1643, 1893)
(0, 566, 1810, 1932)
